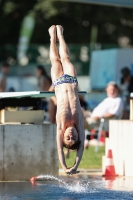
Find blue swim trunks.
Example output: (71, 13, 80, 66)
(53, 74, 78, 87)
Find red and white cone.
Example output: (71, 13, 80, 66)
(30, 176, 37, 183)
(102, 149, 118, 177)
(30, 175, 50, 183)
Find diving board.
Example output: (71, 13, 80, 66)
(0, 91, 87, 99)
(0, 91, 86, 109)
(0, 91, 87, 124)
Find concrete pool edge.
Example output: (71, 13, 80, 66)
(1, 172, 133, 182)
(59, 168, 102, 176)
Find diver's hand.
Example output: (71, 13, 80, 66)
(65, 168, 80, 175)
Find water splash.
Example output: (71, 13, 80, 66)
(36, 175, 90, 193)
(37, 175, 67, 185)
(65, 181, 90, 193)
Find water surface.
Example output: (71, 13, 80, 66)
(0, 175, 133, 200)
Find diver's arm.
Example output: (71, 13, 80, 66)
(73, 126, 85, 170)
(67, 129, 84, 174)
(57, 126, 67, 171)
(68, 113, 85, 173)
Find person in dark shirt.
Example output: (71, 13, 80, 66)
(0, 62, 10, 92)
(120, 67, 133, 94)
(120, 67, 133, 118)
(36, 65, 52, 91)
(36, 65, 52, 112)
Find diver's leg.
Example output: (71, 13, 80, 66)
(49, 25, 63, 82)
(56, 25, 77, 77)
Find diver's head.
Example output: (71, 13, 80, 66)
(63, 126, 81, 150)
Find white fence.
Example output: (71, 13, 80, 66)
(104, 120, 133, 177)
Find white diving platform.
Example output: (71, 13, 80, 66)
(0, 91, 87, 124)
(0, 91, 87, 98)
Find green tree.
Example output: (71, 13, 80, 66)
(0, 0, 133, 45)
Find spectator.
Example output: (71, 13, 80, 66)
(120, 67, 133, 119)
(36, 65, 57, 123)
(0, 62, 10, 92)
(120, 67, 133, 95)
(86, 81, 123, 130)
(36, 65, 52, 112)
(36, 65, 52, 91)
(48, 85, 57, 124)
(79, 95, 88, 110)
(120, 67, 133, 118)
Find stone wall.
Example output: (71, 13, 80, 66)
(0, 124, 58, 181)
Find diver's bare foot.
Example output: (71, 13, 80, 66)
(48, 25, 56, 41)
(56, 25, 64, 40)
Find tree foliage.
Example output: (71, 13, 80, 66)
(0, 0, 133, 45)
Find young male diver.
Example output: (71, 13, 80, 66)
(49, 25, 85, 175)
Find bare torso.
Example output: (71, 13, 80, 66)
(55, 83, 83, 131)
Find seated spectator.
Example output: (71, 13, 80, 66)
(79, 95, 88, 110)
(120, 67, 133, 95)
(120, 67, 133, 118)
(36, 65, 52, 112)
(36, 65, 52, 91)
(86, 81, 123, 130)
(48, 85, 57, 124)
(0, 62, 10, 92)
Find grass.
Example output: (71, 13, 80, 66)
(60, 146, 105, 169)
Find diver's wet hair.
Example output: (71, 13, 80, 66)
(63, 139, 81, 150)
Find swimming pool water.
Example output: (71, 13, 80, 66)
(0, 175, 133, 200)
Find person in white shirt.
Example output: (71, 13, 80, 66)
(86, 81, 123, 129)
